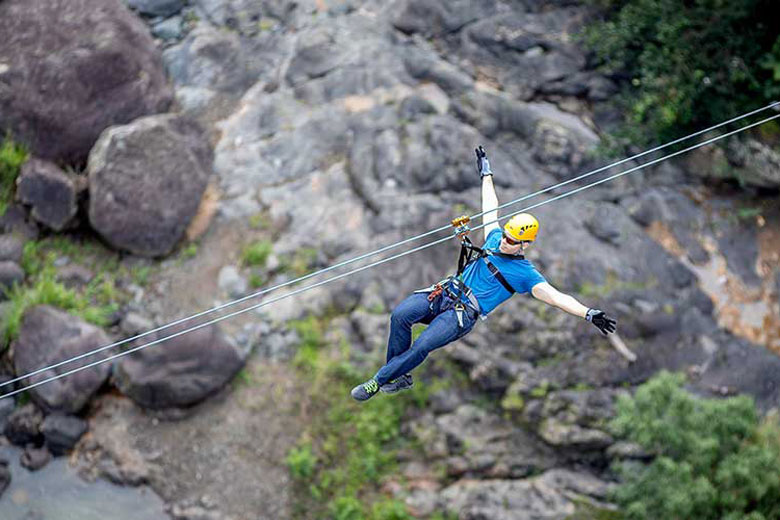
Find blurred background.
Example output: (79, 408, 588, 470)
(0, 0, 779, 519)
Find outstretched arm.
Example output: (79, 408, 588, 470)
(531, 282, 617, 335)
(531, 282, 588, 318)
(475, 146, 499, 240)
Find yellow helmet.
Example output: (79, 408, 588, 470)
(503, 213, 539, 242)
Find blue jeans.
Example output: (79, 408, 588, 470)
(374, 292, 477, 385)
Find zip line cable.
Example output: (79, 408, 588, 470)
(1, 101, 777, 392)
(2, 110, 777, 401)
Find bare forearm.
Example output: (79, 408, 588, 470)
(532, 283, 589, 318)
(552, 292, 589, 318)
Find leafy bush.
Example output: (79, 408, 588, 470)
(583, 0, 780, 144)
(0, 136, 28, 216)
(610, 371, 780, 519)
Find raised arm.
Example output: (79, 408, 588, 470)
(475, 146, 499, 241)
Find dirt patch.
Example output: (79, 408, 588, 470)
(81, 359, 302, 520)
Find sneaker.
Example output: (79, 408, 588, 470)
(380, 374, 414, 394)
(351, 378, 380, 402)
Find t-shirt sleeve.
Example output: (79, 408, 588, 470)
(485, 227, 502, 249)
(518, 263, 547, 294)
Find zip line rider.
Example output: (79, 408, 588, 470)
(351, 146, 617, 401)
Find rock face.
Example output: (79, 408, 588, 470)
(87, 114, 213, 257)
(0, 0, 173, 164)
(440, 469, 615, 519)
(12, 305, 112, 414)
(114, 323, 247, 409)
(16, 158, 84, 231)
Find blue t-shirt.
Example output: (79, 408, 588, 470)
(459, 228, 546, 315)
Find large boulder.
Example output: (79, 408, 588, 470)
(12, 305, 112, 414)
(87, 114, 213, 257)
(0, 0, 173, 164)
(114, 323, 247, 409)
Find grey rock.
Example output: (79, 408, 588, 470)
(87, 114, 212, 257)
(0, 261, 24, 293)
(539, 418, 613, 450)
(13, 305, 112, 413)
(152, 15, 184, 40)
(724, 138, 780, 189)
(538, 468, 616, 500)
(218, 265, 248, 299)
(20, 445, 52, 471)
(120, 312, 154, 337)
(163, 26, 254, 95)
(285, 28, 342, 86)
(125, 0, 184, 17)
(0, 205, 39, 240)
(55, 264, 94, 288)
(0, 234, 25, 263)
(606, 441, 652, 460)
(0, 394, 14, 432)
(0, 0, 173, 164)
(41, 414, 88, 455)
(440, 473, 577, 519)
(392, 0, 497, 38)
(3, 403, 44, 446)
(585, 203, 623, 245)
(114, 323, 247, 409)
(15, 158, 82, 231)
(404, 51, 474, 96)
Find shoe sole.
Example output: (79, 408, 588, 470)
(380, 383, 414, 394)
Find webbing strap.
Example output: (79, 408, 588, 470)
(484, 257, 515, 295)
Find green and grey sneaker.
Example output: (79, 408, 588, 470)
(380, 374, 414, 394)
(351, 378, 380, 401)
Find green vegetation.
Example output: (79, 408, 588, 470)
(179, 242, 198, 260)
(583, 0, 780, 145)
(285, 315, 432, 520)
(241, 240, 273, 267)
(3, 259, 116, 344)
(283, 247, 319, 277)
(0, 136, 29, 216)
(609, 371, 780, 519)
(1, 236, 138, 347)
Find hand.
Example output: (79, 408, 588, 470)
(586, 308, 617, 335)
(475, 145, 492, 178)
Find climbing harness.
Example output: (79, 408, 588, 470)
(416, 214, 524, 327)
(2, 104, 779, 400)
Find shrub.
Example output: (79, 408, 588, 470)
(241, 240, 273, 267)
(583, 0, 780, 144)
(610, 371, 780, 519)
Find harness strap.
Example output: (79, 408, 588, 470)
(483, 257, 515, 295)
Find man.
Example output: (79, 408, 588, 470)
(351, 146, 617, 401)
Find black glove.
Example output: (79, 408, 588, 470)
(475, 145, 492, 178)
(586, 308, 617, 335)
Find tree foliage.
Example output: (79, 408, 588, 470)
(610, 372, 780, 519)
(584, 0, 780, 144)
